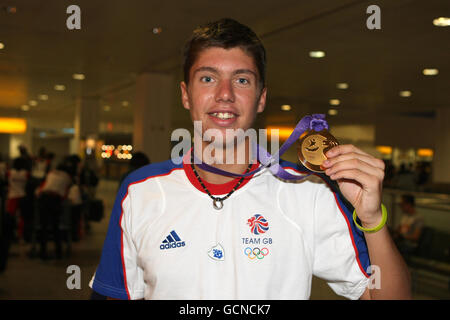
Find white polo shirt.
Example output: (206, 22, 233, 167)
(90, 154, 371, 300)
(7, 169, 28, 199)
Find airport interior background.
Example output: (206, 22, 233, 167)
(0, 0, 449, 300)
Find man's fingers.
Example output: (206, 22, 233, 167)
(325, 144, 370, 158)
(325, 158, 385, 181)
(329, 168, 381, 190)
(323, 152, 385, 171)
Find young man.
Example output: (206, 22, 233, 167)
(90, 18, 411, 300)
(394, 195, 424, 257)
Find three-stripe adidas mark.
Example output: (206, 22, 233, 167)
(159, 230, 185, 250)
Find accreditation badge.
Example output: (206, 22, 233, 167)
(297, 130, 339, 172)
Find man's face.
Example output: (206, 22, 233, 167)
(180, 47, 266, 144)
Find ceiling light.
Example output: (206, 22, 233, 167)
(399, 90, 412, 97)
(329, 99, 340, 106)
(309, 51, 325, 58)
(281, 104, 291, 111)
(336, 83, 349, 89)
(423, 68, 439, 76)
(0, 43, 4, 50)
(72, 73, 85, 80)
(21, 105, 30, 111)
(29, 100, 38, 106)
(433, 17, 450, 27)
(122, 101, 129, 107)
(54, 84, 66, 91)
(38, 94, 49, 101)
(328, 109, 338, 116)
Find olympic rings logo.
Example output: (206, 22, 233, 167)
(244, 247, 269, 260)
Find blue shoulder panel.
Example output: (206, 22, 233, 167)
(92, 158, 182, 299)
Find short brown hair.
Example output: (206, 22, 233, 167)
(183, 18, 266, 89)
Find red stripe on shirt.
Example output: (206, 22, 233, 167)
(283, 165, 370, 279)
(331, 193, 370, 278)
(119, 208, 131, 300)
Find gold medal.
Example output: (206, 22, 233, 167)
(298, 130, 339, 172)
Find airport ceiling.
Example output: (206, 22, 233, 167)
(0, 0, 449, 133)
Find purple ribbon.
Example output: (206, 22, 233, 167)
(194, 114, 328, 180)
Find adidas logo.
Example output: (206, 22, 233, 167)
(159, 230, 185, 250)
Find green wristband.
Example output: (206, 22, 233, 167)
(353, 204, 387, 233)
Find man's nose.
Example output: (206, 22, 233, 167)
(215, 80, 235, 103)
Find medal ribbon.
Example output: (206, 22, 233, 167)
(194, 114, 329, 180)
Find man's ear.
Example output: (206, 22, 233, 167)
(256, 87, 267, 113)
(180, 81, 190, 110)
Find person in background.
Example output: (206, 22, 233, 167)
(66, 155, 88, 242)
(382, 160, 396, 188)
(45, 152, 55, 175)
(23, 147, 50, 243)
(6, 157, 29, 242)
(79, 157, 99, 236)
(68, 176, 83, 242)
(0, 153, 6, 182)
(394, 194, 424, 258)
(31, 147, 48, 182)
(0, 153, 7, 203)
(35, 156, 76, 260)
(415, 162, 431, 192)
(394, 163, 417, 191)
(118, 151, 150, 186)
(18, 145, 32, 172)
(0, 153, 9, 273)
(65, 155, 83, 241)
(80, 157, 99, 199)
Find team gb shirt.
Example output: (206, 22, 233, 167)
(90, 154, 371, 300)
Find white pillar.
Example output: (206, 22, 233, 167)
(133, 72, 174, 163)
(432, 109, 450, 183)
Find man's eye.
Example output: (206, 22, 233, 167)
(237, 78, 249, 85)
(200, 76, 213, 83)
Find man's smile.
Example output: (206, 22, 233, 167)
(208, 112, 237, 120)
(207, 111, 239, 127)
